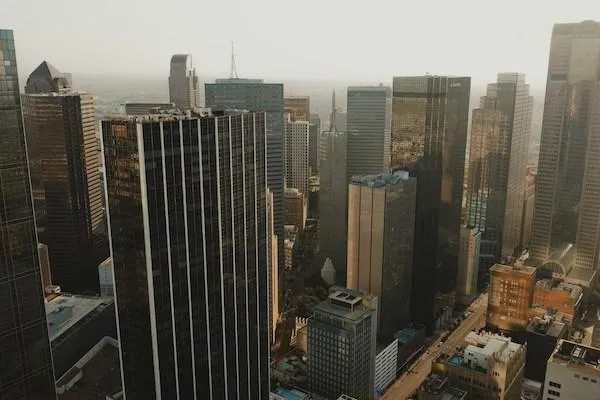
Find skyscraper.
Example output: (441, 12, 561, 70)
(319, 91, 348, 283)
(0, 28, 56, 400)
(22, 62, 108, 293)
(102, 110, 270, 399)
(285, 117, 309, 196)
(466, 73, 533, 273)
(284, 96, 310, 122)
(309, 113, 320, 175)
(346, 172, 416, 338)
(346, 85, 391, 178)
(391, 75, 470, 330)
(308, 288, 377, 400)
(168, 54, 200, 109)
(530, 21, 600, 284)
(205, 78, 285, 293)
(456, 226, 481, 305)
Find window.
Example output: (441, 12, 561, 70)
(548, 389, 560, 396)
(548, 381, 561, 388)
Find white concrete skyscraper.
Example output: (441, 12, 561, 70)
(168, 54, 200, 109)
(530, 21, 600, 285)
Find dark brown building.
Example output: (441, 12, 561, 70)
(22, 64, 108, 293)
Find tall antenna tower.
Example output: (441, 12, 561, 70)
(230, 41, 239, 79)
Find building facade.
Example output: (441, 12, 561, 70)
(124, 102, 175, 115)
(168, 54, 200, 109)
(520, 167, 536, 248)
(308, 288, 377, 400)
(392, 75, 471, 331)
(466, 73, 533, 272)
(0, 29, 57, 399)
(347, 172, 416, 338)
(346, 85, 391, 178)
(284, 188, 306, 233)
(285, 118, 310, 197)
(530, 21, 600, 284)
(102, 110, 270, 399)
(544, 340, 600, 400)
(205, 78, 285, 290)
(456, 225, 481, 305)
(487, 262, 536, 332)
(319, 93, 348, 283)
(22, 74, 108, 293)
(284, 96, 310, 122)
(309, 113, 320, 175)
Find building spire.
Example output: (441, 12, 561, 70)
(230, 41, 239, 79)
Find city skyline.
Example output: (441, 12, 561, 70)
(2, 0, 597, 85)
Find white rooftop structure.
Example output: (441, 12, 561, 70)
(463, 331, 523, 372)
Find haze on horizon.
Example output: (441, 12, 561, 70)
(3, 0, 599, 87)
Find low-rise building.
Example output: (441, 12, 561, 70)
(396, 325, 426, 371)
(375, 339, 398, 395)
(284, 225, 299, 271)
(417, 373, 469, 400)
(544, 340, 600, 400)
(436, 331, 526, 400)
(284, 187, 307, 233)
(532, 278, 582, 318)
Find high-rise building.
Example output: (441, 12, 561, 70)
(530, 21, 600, 285)
(346, 85, 391, 178)
(0, 28, 57, 400)
(22, 63, 108, 293)
(267, 190, 279, 345)
(436, 331, 526, 400)
(284, 96, 310, 122)
(284, 188, 306, 233)
(24, 60, 71, 94)
(347, 172, 416, 338)
(285, 117, 310, 197)
(466, 73, 533, 274)
(205, 78, 285, 292)
(308, 288, 377, 400)
(544, 340, 600, 400)
(319, 92, 348, 283)
(391, 75, 470, 331)
(520, 167, 536, 249)
(102, 110, 270, 399)
(487, 262, 536, 332)
(168, 54, 200, 109)
(309, 113, 320, 175)
(455, 225, 481, 305)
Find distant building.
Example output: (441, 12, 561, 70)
(346, 85, 391, 178)
(436, 331, 526, 399)
(46, 295, 117, 378)
(456, 226, 481, 305)
(524, 316, 568, 382)
(102, 110, 270, 398)
(520, 167, 536, 248)
(56, 337, 122, 399)
(284, 225, 299, 271)
(466, 73, 533, 270)
(308, 288, 377, 400)
(24, 60, 71, 93)
(417, 373, 469, 400)
(544, 339, 600, 400)
(98, 257, 114, 297)
(531, 21, 600, 285)
(268, 190, 279, 344)
(319, 92, 348, 283)
(168, 54, 200, 109)
(284, 188, 307, 234)
(347, 172, 416, 338)
(124, 102, 175, 115)
(285, 118, 310, 197)
(309, 113, 321, 175)
(284, 96, 310, 122)
(487, 262, 536, 331)
(375, 339, 398, 395)
(38, 243, 53, 290)
(22, 63, 109, 293)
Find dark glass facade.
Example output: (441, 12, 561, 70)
(205, 79, 285, 308)
(22, 91, 108, 293)
(102, 111, 270, 399)
(0, 29, 56, 400)
(391, 76, 470, 331)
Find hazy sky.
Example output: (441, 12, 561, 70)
(2, 0, 599, 87)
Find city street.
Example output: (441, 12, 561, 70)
(380, 293, 488, 400)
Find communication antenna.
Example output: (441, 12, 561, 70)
(230, 41, 239, 79)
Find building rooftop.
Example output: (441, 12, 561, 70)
(395, 326, 424, 344)
(46, 295, 113, 343)
(214, 78, 265, 84)
(285, 188, 303, 197)
(549, 340, 600, 376)
(313, 288, 375, 323)
(448, 331, 524, 373)
(521, 379, 543, 400)
(351, 171, 410, 188)
(419, 373, 469, 399)
(535, 278, 583, 300)
(526, 316, 567, 338)
(490, 262, 536, 276)
(56, 337, 122, 400)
